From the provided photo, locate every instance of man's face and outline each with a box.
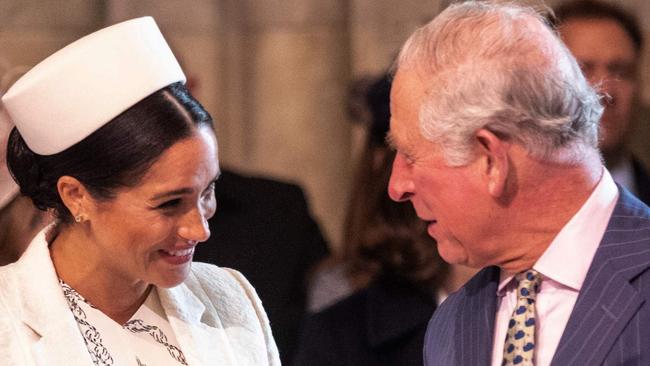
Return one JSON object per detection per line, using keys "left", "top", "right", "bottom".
{"left": 560, "top": 17, "right": 638, "bottom": 154}
{"left": 387, "top": 69, "right": 498, "bottom": 268}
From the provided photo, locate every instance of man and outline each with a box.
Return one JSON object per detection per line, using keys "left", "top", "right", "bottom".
{"left": 387, "top": 2, "right": 650, "bottom": 365}
{"left": 554, "top": 0, "right": 650, "bottom": 204}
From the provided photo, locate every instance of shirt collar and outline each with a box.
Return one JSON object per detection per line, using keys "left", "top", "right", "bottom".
{"left": 497, "top": 168, "right": 618, "bottom": 295}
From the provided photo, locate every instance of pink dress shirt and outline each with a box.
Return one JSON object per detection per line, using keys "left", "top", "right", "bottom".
{"left": 490, "top": 169, "right": 619, "bottom": 366}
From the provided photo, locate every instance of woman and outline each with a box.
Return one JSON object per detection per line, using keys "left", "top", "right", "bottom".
{"left": 0, "top": 17, "right": 279, "bottom": 365}
{"left": 295, "top": 75, "right": 475, "bottom": 366}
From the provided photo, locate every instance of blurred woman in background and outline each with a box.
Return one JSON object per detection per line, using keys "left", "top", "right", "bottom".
{"left": 295, "top": 75, "right": 475, "bottom": 366}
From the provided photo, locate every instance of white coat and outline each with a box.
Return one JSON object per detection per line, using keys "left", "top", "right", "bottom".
{"left": 0, "top": 228, "right": 281, "bottom": 366}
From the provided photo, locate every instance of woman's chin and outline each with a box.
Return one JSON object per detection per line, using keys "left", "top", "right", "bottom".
{"left": 154, "top": 264, "right": 192, "bottom": 288}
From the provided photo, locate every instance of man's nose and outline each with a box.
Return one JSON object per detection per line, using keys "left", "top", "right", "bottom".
{"left": 388, "top": 153, "right": 414, "bottom": 202}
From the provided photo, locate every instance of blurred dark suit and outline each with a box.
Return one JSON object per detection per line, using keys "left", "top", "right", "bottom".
{"left": 632, "top": 157, "right": 650, "bottom": 204}
{"left": 194, "top": 169, "right": 329, "bottom": 365}
{"left": 293, "top": 278, "right": 435, "bottom": 366}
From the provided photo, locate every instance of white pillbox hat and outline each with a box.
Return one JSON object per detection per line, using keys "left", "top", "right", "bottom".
{"left": 1, "top": 16, "right": 185, "bottom": 155}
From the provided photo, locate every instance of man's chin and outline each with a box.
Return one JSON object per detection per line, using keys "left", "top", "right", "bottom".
{"left": 436, "top": 241, "right": 469, "bottom": 266}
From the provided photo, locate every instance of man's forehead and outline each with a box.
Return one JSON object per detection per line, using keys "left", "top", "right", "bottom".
{"left": 387, "top": 68, "right": 434, "bottom": 147}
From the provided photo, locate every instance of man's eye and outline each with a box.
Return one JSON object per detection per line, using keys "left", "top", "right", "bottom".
{"left": 157, "top": 199, "right": 182, "bottom": 209}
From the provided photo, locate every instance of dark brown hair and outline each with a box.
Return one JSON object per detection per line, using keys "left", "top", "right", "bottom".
{"left": 338, "top": 74, "right": 447, "bottom": 291}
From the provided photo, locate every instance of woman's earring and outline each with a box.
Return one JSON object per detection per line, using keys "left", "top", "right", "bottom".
{"left": 74, "top": 214, "right": 84, "bottom": 223}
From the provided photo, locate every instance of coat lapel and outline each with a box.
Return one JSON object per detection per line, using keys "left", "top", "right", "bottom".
{"left": 456, "top": 266, "right": 500, "bottom": 365}
{"left": 158, "top": 282, "right": 240, "bottom": 366}
{"left": 551, "top": 190, "right": 650, "bottom": 365}
{"left": 8, "top": 229, "right": 93, "bottom": 365}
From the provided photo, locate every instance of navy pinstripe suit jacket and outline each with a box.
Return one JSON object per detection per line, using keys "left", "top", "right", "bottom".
{"left": 424, "top": 187, "right": 650, "bottom": 365}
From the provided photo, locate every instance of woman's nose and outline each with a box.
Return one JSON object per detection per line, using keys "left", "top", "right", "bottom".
{"left": 178, "top": 207, "right": 211, "bottom": 243}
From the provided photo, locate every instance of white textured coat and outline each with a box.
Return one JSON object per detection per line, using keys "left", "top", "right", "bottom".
{"left": 0, "top": 229, "right": 280, "bottom": 366}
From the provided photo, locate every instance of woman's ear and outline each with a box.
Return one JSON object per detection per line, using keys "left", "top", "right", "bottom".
{"left": 57, "top": 176, "right": 92, "bottom": 221}
{"left": 474, "top": 128, "right": 510, "bottom": 198}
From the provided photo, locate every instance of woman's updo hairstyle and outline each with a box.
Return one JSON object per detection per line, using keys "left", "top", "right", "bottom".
{"left": 7, "top": 82, "right": 213, "bottom": 223}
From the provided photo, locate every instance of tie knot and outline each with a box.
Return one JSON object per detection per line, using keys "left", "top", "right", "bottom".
{"left": 515, "top": 269, "right": 541, "bottom": 300}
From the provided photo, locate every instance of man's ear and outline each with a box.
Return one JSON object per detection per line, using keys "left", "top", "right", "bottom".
{"left": 475, "top": 128, "right": 510, "bottom": 198}
{"left": 57, "top": 176, "right": 93, "bottom": 220}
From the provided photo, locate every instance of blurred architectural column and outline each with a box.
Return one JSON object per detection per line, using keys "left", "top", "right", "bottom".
{"left": 0, "top": 1, "right": 102, "bottom": 77}
{"left": 227, "top": 0, "right": 352, "bottom": 245}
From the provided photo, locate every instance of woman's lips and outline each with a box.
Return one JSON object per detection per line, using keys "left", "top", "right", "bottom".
{"left": 159, "top": 247, "right": 195, "bottom": 265}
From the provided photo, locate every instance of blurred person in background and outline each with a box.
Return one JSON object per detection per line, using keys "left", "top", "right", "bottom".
{"left": 553, "top": 0, "right": 650, "bottom": 204}
{"left": 294, "top": 75, "right": 475, "bottom": 366}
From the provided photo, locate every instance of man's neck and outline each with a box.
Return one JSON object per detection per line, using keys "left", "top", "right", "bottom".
{"left": 494, "top": 151, "right": 604, "bottom": 274}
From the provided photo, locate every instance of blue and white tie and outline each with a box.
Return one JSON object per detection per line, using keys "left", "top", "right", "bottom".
{"left": 502, "top": 269, "right": 542, "bottom": 366}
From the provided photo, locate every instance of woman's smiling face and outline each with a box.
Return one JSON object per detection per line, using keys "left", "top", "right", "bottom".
{"left": 84, "top": 126, "right": 219, "bottom": 288}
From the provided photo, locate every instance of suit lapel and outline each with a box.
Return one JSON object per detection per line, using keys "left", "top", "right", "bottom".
{"left": 456, "top": 266, "right": 500, "bottom": 365}
{"left": 9, "top": 229, "right": 93, "bottom": 365}
{"left": 551, "top": 190, "right": 650, "bottom": 365}
{"left": 158, "top": 283, "right": 240, "bottom": 366}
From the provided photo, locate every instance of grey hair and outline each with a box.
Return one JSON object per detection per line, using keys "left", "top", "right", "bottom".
{"left": 396, "top": 1, "right": 603, "bottom": 166}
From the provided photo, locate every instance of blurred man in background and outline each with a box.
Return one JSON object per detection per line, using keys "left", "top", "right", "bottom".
{"left": 554, "top": 0, "right": 650, "bottom": 204}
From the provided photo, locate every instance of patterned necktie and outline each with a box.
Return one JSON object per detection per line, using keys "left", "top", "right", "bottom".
{"left": 502, "top": 269, "right": 542, "bottom": 366}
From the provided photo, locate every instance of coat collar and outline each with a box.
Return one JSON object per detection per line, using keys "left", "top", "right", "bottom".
{"left": 364, "top": 279, "right": 436, "bottom": 348}
{"left": 157, "top": 271, "right": 241, "bottom": 365}
{"left": 551, "top": 188, "right": 650, "bottom": 365}
{"left": 7, "top": 227, "right": 94, "bottom": 365}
